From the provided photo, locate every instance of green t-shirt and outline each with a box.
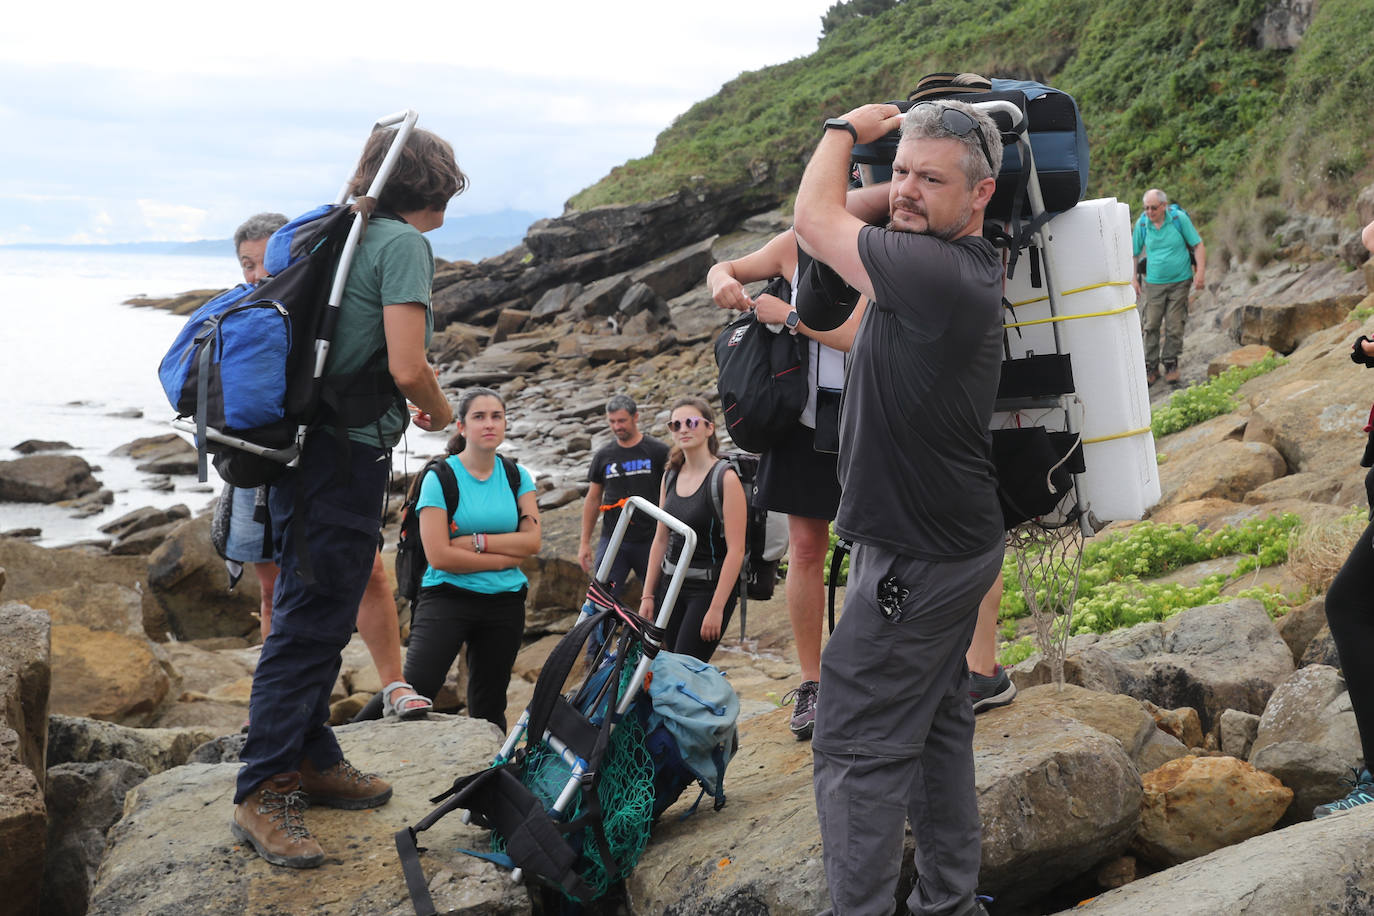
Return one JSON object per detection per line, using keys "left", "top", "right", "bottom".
{"left": 327, "top": 216, "right": 434, "bottom": 448}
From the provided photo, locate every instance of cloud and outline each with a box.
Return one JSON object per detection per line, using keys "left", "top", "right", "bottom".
{"left": 0, "top": 0, "right": 833, "bottom": 243}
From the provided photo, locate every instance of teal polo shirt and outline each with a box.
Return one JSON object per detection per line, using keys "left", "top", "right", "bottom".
{"left": 1133, "top": 207, "right": 1202, "bottom": 285}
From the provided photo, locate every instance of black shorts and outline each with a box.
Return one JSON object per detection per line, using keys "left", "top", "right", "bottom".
{"left": 755, "top": 421, "right": 841, "bottom": 520}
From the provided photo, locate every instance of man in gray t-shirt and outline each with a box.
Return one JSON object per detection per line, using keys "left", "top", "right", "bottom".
{"left": 794, "top": 99, "right": 1006, "bottom": 916}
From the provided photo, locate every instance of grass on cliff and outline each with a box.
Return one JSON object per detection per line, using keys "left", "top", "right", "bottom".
{"left": 570, "top": 0, "right": 1374, "bottom": 265}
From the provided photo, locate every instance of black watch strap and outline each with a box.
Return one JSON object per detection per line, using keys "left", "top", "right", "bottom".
{"left": 823, "top": 118, "right": 858, "bottom": 143}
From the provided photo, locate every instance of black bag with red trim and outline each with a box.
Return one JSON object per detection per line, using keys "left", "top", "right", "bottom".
{"left": 714, "top": 276, "right": 809, "bottom": 453}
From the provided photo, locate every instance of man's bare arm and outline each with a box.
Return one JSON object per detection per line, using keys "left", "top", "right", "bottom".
{"left": 794, "top": 104, "right": 903, "bottom": 303}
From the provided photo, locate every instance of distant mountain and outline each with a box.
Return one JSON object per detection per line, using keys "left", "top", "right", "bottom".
{"left": 0, "top": 208, "right": 549, "bottom": 263}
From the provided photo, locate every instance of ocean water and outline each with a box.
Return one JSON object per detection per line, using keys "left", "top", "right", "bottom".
{"left": 0, "top": 249, "right": 452, "bottom": 546}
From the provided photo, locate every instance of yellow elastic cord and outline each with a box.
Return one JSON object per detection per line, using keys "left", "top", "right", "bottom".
{"left": 1005, "top": 302, "right": 1139, "bottom": 329}
{"left": 1005, "top": 280, "right": 1136, "bottom": 325}
{"left": 1082, "top": 426, "right": 1152, "bottom": 445}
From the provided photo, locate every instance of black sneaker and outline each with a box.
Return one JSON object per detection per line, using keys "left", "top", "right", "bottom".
{"left": 1314, "top": 768, "right": 1374, "bottom": 818}
{"left": 969, "top": 665, "right": 1017, "bottom": 714}
{"left": 783, "top": 680, "right": 820, "bottom": 741}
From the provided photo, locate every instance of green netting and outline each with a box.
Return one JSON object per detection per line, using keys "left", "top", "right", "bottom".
{"left": 490, "top": 644, "right": 657, "bottom": 899}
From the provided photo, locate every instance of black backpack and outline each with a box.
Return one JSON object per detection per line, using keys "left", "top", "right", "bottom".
{"left": 394, "top": 453, "right": 522, "bottom": 602}
{"left": 714, "top": 276, "right": 809, "bottom": 454}
{"left": 663, "top": 453, "right": 775, "bottom": 637}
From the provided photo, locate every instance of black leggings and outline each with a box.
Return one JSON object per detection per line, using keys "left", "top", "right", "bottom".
{"left": 1325, "top": 519, "right": 1374, "bottom": 766}
{"left": 355, "top": 584, "right": 525, "bottom": 731}
{"left": 655, "top": 576, "right": 737, "bottom": 663}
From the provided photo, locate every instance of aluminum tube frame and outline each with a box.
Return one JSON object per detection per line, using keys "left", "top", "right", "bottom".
{"left": 971, "top": 99, "right": 1094, "bottom": 534}
{"left": 494, "top": 496, "right": 696, "bottom": 881}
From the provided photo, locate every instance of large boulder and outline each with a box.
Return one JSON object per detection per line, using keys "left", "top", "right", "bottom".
{"left": 973, "top": 705, "right": 1142, "bottom": 908}
{"left": 47, "top": 715, "right": 220, "bottom": 774}
{"left": 1248, "top": 664, "right": 1361, "bottom": 823}
{"left": 0, "top": 454, "right": 100, "bottom": 503}
{"left": 0, "top": 732, "right": 44, "bottom": 916}
{"left": 87, "top": 717, "right": 529, "bottom": 915}
{"left": 146, "top": 514, "right": 260, "bottom": 640}
{"left": 1157, "top": 439, "right": 1288, "bottom": 505}
{"left": 111, "top": 433, "right": 198, "bottom": 476}
{"left": 41, "top": 760, "right": 149, "bottom": 916}
{"left": 49, "top": 624, "right": 171, "bottom": 725}
{"left": 0, "top": 602, "right": 50, "bottom": 916}
{"left": 1006, "top": 684, "right": 1159, "bottom": 772}
{"left": 1236, "top": 295, "right": 1359, "bottom": 354}
{"left": 26, "top": 579, "right": 175, "bottom": 725}
{"left": 0, "top": 602, "right": 51, "bottom": 783}
{"left": 1062, "top": 805, "right": 1374, "bottom": 914}
{"left": 0, "top": 536, "right": 163, "bottom": 637}
{"left": 1131, "top": 755, "right": 1291, "bottom": 866}
{"left": 1013, "top": 599, "right": 1294, "bottom": 733}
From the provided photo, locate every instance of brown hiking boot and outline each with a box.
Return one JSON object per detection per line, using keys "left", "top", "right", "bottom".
{"left": 232, "top": 773, "right": 324, "bottom": 869}
{"left": 299, "top": 756, "right": 392, "bottom": 810}
{"left": 1164, "top": 361, "right": 1181, "bottom": 384}
{"left": 1146, "top": 365, "right": 1159, "bottom": 385}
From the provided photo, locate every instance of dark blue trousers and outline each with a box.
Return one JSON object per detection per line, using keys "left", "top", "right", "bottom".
{"left": 234, "top": 433, "right": 388, "bottom": 803}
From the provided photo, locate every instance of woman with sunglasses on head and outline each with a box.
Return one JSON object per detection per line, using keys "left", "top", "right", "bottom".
{"left": 356, "top": 387, "right": 539, "bottom": 731}
{"left": 638, "top": 397, "right": 747, "bottom": 662}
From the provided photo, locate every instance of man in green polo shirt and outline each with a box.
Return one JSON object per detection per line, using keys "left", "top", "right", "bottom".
{"left": 1132, "top": 188, "right": 1206, "bottom": 385}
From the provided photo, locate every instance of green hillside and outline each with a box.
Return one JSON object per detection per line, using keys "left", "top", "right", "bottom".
{"left": 571, "top": 0, "right": 1374, "bottom": 266}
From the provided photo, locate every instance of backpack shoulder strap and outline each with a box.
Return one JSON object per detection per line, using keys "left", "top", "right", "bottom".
{"left": 498, "top": 454, "right": 523, "bottom": 523}
{"left": 498, "top": 454, "right": 522, "bottom": 497}
{"left": 707, "top": 460, "right": 729, "bottom": 524}
{"left": 433, "top": 458, "right": 461, "bottom": 528}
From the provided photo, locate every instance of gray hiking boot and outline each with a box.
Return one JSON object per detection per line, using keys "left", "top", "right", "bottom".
{"left": 969, "top": 665, "right": 1017, "bottom": 714}
{"left": 784, "top": 680, "right": 820, "bottom": 741}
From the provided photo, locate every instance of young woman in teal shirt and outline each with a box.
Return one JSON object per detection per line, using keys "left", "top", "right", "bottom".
{"left": 358, "top": 387, "right": 539, "bottom": 729}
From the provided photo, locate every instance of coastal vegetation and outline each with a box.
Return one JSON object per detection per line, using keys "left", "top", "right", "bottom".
{"left": 570, "top": 0, "right": 1374, "bottom": 267}
{"left": 998, "top": 512, "right": 1304, "bottom": 665}
{"left": 1150, "top": 351, "right": 1287, "bottom": 437}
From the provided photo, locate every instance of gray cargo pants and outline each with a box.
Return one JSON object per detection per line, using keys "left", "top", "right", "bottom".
{"left": 813, "top": 540, "right": 1003, "bottom": 916}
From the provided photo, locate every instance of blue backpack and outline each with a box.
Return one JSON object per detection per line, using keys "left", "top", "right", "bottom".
{"left": 642, "top": 650, "right": 740, "bottom": 817}
{"left": 157, "top": 205, "right": 401, "bottom": 487}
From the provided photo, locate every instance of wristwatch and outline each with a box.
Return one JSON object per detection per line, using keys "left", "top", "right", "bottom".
{"left": 823, "top": 118, "right": 858, "bottom": 143}
{"left": 784, "top": 309, "right": 801, "bottom": 335}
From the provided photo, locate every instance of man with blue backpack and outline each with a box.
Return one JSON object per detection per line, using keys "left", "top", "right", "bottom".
{"left": 1133, "top": 188, "right": 1207, "bottom": 385}
{"left": 231, "top": 126, "right": 465, "bottom": 870}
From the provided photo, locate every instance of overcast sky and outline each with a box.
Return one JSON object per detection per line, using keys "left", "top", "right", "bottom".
{"left": 1, "top": 0, "right": 835, "bottom": 245}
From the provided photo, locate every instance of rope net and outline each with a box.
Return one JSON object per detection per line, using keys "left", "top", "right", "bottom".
{"left": 490, "top": 641, "right": 656, "bottom": 900}
{"left": 1007, "top": 504, "right": 1085, "bottom": 687}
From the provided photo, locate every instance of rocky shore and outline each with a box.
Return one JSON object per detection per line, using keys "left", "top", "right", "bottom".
{"left": 7, "top": 186, "right": 1374, "bottom": 914}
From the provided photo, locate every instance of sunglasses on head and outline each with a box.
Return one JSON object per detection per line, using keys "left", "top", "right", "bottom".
{"left": 668, "top": 417, "right": 710, "bottom": 432}
{"left": 913, "top": 102, "right": 996, "bottom": 174}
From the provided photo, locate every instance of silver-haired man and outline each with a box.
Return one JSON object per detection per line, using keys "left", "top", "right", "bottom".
{"left": 794, "top": 99, "right": 1007, "bottom": 916}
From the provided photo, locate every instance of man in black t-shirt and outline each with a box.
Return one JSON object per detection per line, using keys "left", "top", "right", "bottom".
{"left": 577, "top": 394, "right": 670, "bottom": 599}
{"left": 794, "top": 100, "right": 1006, "bottom": 916}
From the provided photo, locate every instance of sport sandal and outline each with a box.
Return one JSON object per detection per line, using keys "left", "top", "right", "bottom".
{"left": 381, "top": 681, "right": 432, "bottom": 720}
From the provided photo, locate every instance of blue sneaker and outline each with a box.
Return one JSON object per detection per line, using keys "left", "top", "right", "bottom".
{"left": 1313, "top": 768, "right": 1374, "bottom": 818}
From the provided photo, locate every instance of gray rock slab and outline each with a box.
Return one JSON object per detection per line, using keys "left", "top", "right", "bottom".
{"left": 1061, "top": 805, "right": 1374, "bottom": 914}
{"left": 88, "top": 716, "right": 529, "bottom": 916}
{"left": 1014, "top": 599, "right": 1294, "bottom": 733}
